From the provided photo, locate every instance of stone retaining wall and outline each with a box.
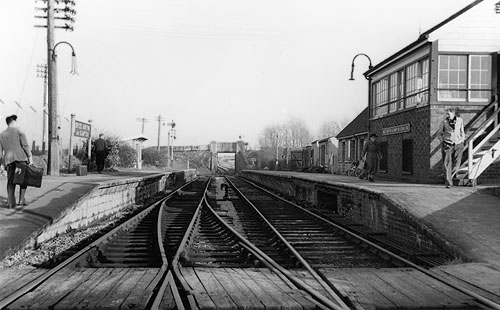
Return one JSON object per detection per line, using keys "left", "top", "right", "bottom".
{"left": 32, "top": 170, "right": 196, "bottom": 247}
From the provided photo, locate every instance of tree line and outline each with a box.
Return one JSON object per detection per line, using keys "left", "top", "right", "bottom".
{"left": 258, "top": 117, "right": 345, "bottom": 149}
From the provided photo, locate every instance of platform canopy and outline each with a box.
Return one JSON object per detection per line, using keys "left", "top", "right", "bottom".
{"left": 122, "top": 134, "right": 149, "bottom": 143}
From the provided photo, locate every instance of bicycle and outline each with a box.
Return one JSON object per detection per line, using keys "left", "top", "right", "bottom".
{"left": 345, "top": 160, "right": 363, "bottom": 177}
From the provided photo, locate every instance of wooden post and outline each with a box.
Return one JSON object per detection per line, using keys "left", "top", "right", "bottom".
{"left": 47, "top": 0, "right": 60, "bottom": 176}
{"left": 69, "top": 114, "right": 75, "bottom": 172}
{"left": 157, "top": 115, "right": 161, "bottom": 152}
{"left": 42, "top": 67, "right": 48, "bottom": 154}
{"left": 167, "top": 131, "right": 170, "bottom": 168}
{"left": 468, "top": 139, "right": 474, "bottom": 178}
{"left": 87, "top": 120, "right": 92, "bottom": 171}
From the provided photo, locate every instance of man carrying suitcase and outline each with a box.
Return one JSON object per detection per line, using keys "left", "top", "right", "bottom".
{"left": 0, "top": 115, "right": 33, "bottom": 208}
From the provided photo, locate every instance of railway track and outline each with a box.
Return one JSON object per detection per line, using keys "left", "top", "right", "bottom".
{"left": 224, "top": 176, "right": 394, "bottom": 269}
{"left": 2, "top": 174, "right": 500, "bottom": 310}
{"left": 224, "top": 175, "right": 500, "bottom": 310}
{"left": 0, "top": 177, "right": 351, "bottom": 310}
{"left": 0, "top": 178, "right": 209, "bottom": 310}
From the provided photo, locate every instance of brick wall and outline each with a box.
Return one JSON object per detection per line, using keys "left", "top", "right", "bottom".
{"left": 478, "top": 161, "right": 500, "bottom": 184}
{"left": 337, "top": 189, "right": 438, "bottom": 252}
{"left": 370, "top": 106, "right": 431, "bottom": 183}
{"left": 368, "top": 102, "right": 496, "bottom": 184}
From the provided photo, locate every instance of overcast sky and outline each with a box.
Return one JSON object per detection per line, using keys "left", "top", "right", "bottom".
{"left": 0, "top": 0, "right": 473, "bottom": 148}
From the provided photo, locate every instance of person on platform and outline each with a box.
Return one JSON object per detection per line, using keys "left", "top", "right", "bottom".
{"left": 0, "top": 115, "right": 33, "bottom": 208}
{"left": 439, "top": 107, "right": 465, "bottom": 188}
{"left": 94, "top": 133, "right": 108, "bottom": 174}
{"left": 361, "top": 133, "right": 382, "bottom": 182}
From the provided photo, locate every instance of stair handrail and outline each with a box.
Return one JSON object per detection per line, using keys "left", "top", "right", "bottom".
{"left": 463, "top": 95, "right": 499, "bottom": 135}
{"left": 457, "top": 95, "right": 499, "bottom": 175}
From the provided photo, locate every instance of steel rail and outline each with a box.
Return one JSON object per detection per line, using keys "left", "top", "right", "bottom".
{"left": 202, "top": 195, "right": 348, "bottom": 310}
{"left": 169, "top": 177, "right": 346, "bottom": 310}
{"left": 0, "top": 179, "right": 198, "bottom": 310}
{"left": 225, "top": 176, "right": 351, "bottom": 310}
{"left": 168, "top": 178, "right": 211, "bottom": 310}
{"left": 149, "top": 196, "right": 187, "bottom": 310}
{"left": 239, "top": 176, "right": 500, "bottom": 310}
{"left": 170, "top": 177, "right": 211, "bottom": 268}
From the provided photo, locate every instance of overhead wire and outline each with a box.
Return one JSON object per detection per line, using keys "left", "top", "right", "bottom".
{"left": 18, "top": 29, "right": 42, "bottom": 108}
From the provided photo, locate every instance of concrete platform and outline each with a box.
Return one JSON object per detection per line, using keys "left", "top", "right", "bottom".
{"left": 0, "top": 169, "right": 193, "bottom": 260}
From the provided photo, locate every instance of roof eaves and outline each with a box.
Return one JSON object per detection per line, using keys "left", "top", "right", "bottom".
{"left": 364, "top": 0, "right": 484, "bottom": 78}
{"left": 337, "top": 131, "right": 369, "bottom": 140}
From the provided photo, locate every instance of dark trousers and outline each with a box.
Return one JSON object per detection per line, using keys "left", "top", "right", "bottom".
{"left": 442, "top": 142, "right": 464, "bottom": 186}
{"left": 95, "top": 151, "right": 106, "bottom": 172}
{"left": 6, "top": 162, "right": 27, "bottom": 207}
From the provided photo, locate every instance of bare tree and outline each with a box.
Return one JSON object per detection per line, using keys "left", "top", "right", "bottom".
{"left": 258, "top": 118, "right": 312, "bottom": 149}
{"left": 318, "top": 120, "right": 347, "bottom": 138}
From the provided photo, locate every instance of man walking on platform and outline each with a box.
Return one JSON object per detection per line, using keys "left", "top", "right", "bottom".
{"left": 361, "top": 133, "right": 382, "bottom": 182}
{"left": 94, "top": 133, "right": 107, "bottom": 174}
{"left": 0, "top": 115, "right": 33, "bottom": 208}
{"left": 439, "top": 108, "right": 465, "bottom": 188}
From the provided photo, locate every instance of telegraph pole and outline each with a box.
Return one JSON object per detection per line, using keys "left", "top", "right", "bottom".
{"left": 136, "top": 117, "right": 149, "bottom": 134}
{"left": 156, "top": 115, "right": 165, "bottom": 152}
{"left": 47, "top": 0, "right": 59, "bottom": 175}
{"left": 35, "top": 0, "right": 76, "bottom": 175}
{"left": 36, "top": 64, "right": 48, "bottom": 154}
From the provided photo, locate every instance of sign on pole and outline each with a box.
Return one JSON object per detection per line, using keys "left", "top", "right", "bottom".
{"left": 74, "top": 120, "right": 91, "bottom": 138}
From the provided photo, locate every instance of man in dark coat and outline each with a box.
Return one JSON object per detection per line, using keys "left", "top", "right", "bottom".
{"left": 361, "top": 133, "right": 382, "bottom": 182}
{"left": 94, "top": 134, "right": 107, "bottom": 173}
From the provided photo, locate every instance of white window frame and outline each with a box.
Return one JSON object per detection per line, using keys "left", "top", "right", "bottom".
{"left": 371, "top": 58, "right": 429, "bottom": 118}
{"left": 438, "top": 54, "right": 492, "bottom": 102}
{"left": 468, "top": 55, "right": 492, "bottom": 102}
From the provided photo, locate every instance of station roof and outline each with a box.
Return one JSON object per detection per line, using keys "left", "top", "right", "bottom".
{"left": 364, "top": 0, "right": 484, "bottom": 77}
{"left": 122, "top": 134, "right": 149, "bottom": 142}
{"left": 336, "top": 107, "right": 369, "bottom": 140}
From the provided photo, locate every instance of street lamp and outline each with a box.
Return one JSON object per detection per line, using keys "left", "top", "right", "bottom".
{"left": 349, "top": 53, "right": 372, "bottom": 80}
{"left": 47, "top": 40, "right": 78, "bottom": 176}
{"left": 51, "top": 41, "right": 78, "bottom": 75}
{"left": 349, "top": 53, "right": 374, "bottom": 138}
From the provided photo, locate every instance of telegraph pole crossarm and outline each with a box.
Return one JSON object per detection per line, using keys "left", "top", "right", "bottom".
{"left": 136, "top": 117, "right": 149, "bottom": 134}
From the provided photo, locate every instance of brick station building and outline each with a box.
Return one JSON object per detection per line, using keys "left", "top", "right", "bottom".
{"left": 336, "top": 107, "right": 369, "bottom": 174}
{"left": 361, "top": 0, "right": 500, "bottom": 184}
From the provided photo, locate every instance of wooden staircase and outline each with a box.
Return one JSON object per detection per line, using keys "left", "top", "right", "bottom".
{"left": 455, "top": 95, "right": 500, "bottom": 186}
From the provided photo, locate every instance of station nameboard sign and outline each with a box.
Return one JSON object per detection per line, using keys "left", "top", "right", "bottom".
{"left": 74, "top": 120, "right": 91, "bottom": 138}
{"left": 382, "top": 123, "right": 410, "bottom": 136}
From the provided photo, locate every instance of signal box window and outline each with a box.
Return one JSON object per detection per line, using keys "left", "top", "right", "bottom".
{"left": 438, "top": 55, "right": 491, "bottom": 102}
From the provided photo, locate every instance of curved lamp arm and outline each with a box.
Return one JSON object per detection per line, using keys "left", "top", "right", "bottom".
{"left": 349, "top": 53, "right": 373, "bottom": 81}
{"left": 51, "top": 41, "right": 78, "bottom": 75}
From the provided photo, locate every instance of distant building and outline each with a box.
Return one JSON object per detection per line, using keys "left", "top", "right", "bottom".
{"left": 314, "top": 137, "right": 339, "bottom": 173}
{"left": 362, "top": 0, "right": 500, "bottom": 184}
{"left": 336, "top": 108, "right": 369, "bottom": 174}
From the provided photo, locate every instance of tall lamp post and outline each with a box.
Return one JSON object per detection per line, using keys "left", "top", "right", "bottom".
{"left": 48, "top": 41, "right": 77, "bottom": 176}
{"left": 349, "top": 53, "right": 373, "bottom": 134}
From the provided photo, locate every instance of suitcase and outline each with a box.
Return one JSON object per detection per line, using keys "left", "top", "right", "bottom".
{"left": 13, "top": 162, "right": 44, "bottom": 188}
